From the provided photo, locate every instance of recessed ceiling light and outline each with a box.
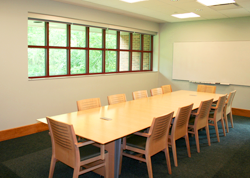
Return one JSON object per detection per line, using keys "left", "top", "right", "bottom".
{"left": 120, "top": 0, "right": 148, "bottom": 3}
{"left": 171, "top": 12, "right": 200, "bottom": 19}
{"left": 197, "top": 0, "right": 235, "bottom": 6}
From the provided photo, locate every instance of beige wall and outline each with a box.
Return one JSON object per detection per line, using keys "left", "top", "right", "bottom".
{"left": 159, "top": 16, "right": 250, "bottom": 110}
{"left": 0, "top": 0, "right": 159, "bottom": 131}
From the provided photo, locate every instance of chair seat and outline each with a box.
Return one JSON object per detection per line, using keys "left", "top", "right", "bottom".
{"left": 80, "top": 144, "right": 107, "bottom": 161}
{"left": 126, "top": 135, "right": 147, "bottom": 150}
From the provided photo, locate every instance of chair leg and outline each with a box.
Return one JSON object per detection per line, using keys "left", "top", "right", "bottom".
{"left": 171, "top": 140, "right": 178, "bottom": 167}
{"left": 224, "top": 113, "right": 229, "bottom": 133}
{"left": 164, "top": 147, "right": 172, "bottom": 175}
{"left": 185, "top": 134, "right": 191, "bottom": 157}
{"left": 229, "top": 112, "right": 234, "bottom": 128}
{"left": 145, "top": 154, "right": 153, "bottom": 178}
{"left": 195, "top": 130, "right": 200, "bottom": 153}
{"left": 205, "top": 125, "right": 211, "bottom": 146}
{"left": 221, "top": 118, "right": 226, "bottom": 136}
{"left": 214, "top": 122, "right": 220, "bottom": 142}
{"left": 73, "top": 167, "right": 80, "bottom": 178}
{"left": 48, "top": 157, "right": 56, "bottom": 178}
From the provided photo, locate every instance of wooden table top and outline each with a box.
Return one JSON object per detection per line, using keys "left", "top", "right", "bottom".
{"left": 37, "top": 90, "right": 224, "bottom": 144}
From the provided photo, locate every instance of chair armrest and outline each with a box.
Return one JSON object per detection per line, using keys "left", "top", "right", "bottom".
{"left": 191, "top": 112, "right": 198, "bottom": 116}
{"left": 133, "top": 132, "right": 150, "bottom": 137}
{"left": 211, "top": 106, "right": 218, "bottom": 110}
{"left": 77, "top": 140, "right": 95, "bottom": 147}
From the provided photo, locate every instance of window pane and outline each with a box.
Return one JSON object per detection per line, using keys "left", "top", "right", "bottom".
{"left": 106, "top": 30, "right": 117, "bottom": 49}
{"left": 71, "top": 50, "right": 86, "bottom": 74}
{"left": 49, "top": 22, "right": 67, "bottom": 47}
{"left": 89, "top": 50, "right": 102, "bottom": 73}
{"left": 71, "top": 25, "right": 86, "bottom": 47}
{"left": 89, "top": 27, "right": 102, "bottom": 48}
{"left": 132, "top": 33, "right": 141, "bottom": 50}
{"left": 119, "top": 51, "right": 129, "bottom": 71}
{"left": 28, "top": 20, "right": 45, "bottom": 46}
{"left": 132, "top": 52, "right": 141, "bottom": 71}
{"left": 106, "top": 51, "right": 117, "bottom": 72}
{"left": 49, "top": 49, "right": 67, "bottom": 75}
{"left": 120, "top": 32, "right": 130, "bottom": 50}
{"left": 28, "top": 48, "right": 45, "bottom": 77}
{"left": 143, "top": 35, "right": 151, "bottom": 51}
{"left": 143, "top": 52, "right": 151, "bottom": 70}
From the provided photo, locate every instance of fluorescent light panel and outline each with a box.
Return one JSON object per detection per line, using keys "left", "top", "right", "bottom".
{"left": 171, "top": 12, "right": 200, "bottom": 19}
{"left": 120, "top": 0, "right": 147, "bottom": 3}
{"left": 197, "top": 0, "right": 235, "bottom": 6}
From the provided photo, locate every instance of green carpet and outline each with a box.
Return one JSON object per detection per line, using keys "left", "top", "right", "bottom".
{"left": 0, "top": 115, "right": 250, "bottom": 178}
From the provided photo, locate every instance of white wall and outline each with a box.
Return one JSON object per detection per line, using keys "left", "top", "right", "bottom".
{"left": 159, "top": 17, "right": 250, "bottom": 110}
{"left": 0, "top": 0, "right": 159, "bottom": 131}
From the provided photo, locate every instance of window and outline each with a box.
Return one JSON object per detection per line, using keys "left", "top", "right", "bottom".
{"left": 28, "top": 19, "right": 153, "bottom": 78}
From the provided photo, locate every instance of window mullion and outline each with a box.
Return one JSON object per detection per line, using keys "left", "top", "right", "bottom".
{"left": 103, "top": 29, "right": 106, "bottom": 73}
{"left": 150, "top": 35, "right": 153, "bottom": 71}
{"left": 129, "top": 33, "right": 132, "bottom": 71}
{"left": 141, "top": 34, "right": 144, "bottom": 71}
{"left": 46, "top": 22, "right": 49, "bottom": 77}
{"left": 117, "top": 31, "right": 120, "bottom": 72}
{"left": 67, "top": 24, "right": 71, "bottom": 76}
{"left": 86, "top": 27, "right": 89, "bottom": 74}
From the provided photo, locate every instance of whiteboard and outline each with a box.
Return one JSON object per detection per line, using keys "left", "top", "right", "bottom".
{"left": 172, "top": 41, "right": 250, "bottom": 86}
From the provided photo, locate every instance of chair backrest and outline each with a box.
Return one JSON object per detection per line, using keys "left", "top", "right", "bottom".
{"left": 147, "top": 111, "right": 174, "bottom": 156}
{"left": 47, "top": 117, "right": 78, "bottom": 168}
{"left": 214, "top": 95, "right": 227, "bottom": 121}
{"left": 150, "top": 88, "right": 163, "bottom": 96}
{"left": 108, "top": 94, "right": 126, "bottom": 105}
{"left": 197, "top": 85, "right": 216, "bottom": 93}
{"left": 225, "top": 90, "right": 236, "bottom": 114}
{"left": 171, "top": 103, "right": 193, "bottom": 140}
{"left": 132, "top": 90, "right": 148, "bottom": 100}
{"left": 77, "top": 98, "right": 101, "bottom": 111}
{"left": 161, "top": 85, "right": 172, "bottom": 94}
{"left": 194, "top": 99, "right": 213, "bottom": 130}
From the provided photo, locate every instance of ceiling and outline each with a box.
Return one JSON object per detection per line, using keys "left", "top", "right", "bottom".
{"left": 53, "top": 0, "right": 250, "bottom": 23}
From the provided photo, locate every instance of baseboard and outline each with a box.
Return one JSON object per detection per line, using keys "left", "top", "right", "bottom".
{"left": 0, "top": 122, "right": 48, "bottom": 142}
{"left": 232, "top": 108, "right": 250, "bottom": 117}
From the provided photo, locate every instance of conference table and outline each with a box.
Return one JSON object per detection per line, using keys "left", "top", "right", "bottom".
{"left": 37, "top": 90, "right": 224, "bottom": 178}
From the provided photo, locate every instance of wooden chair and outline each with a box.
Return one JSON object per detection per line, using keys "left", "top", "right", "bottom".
{"left": 76, "top": 98, "right": 102, "bottom": 141}
{"left": 161, "top": 85, "right": 172, "bottom": 94}
{"left": 208, "top": 94, "right": 227, "bottom": 142}
{"left": 188, "top": 99, "right": 213, "bottom": 153}
{"left": 168, "top": 103, "right": 193, "bottom": 167}
{"left": 77, "top": 98, "right": 101, "bottom": 111}
{"left": 224, "top": 90, "right": 236, "bottom": 133}
{"left": 46, "top": 117, "right": 109, "bottom": 178}
{"left": 121, "top": 112, "right": 174, "bottom": 177}
{"left": 150, "top": 88, "right": 163, "bottom": 96}
{"left": 197, "top": 85, "right": 216, "bottom": 93}
{"left": 132, "top": 90, "right": 148, "bottom": 100}
{"left": 107, "top": 94, "right": 126, "bottom": 105}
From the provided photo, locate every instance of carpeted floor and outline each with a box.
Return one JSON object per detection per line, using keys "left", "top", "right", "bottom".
{"left": 0, "top": 115, "right": 250, "bottom": 178}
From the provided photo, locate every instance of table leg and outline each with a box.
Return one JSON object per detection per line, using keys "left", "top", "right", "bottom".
{"left": 114, "top": 138, "right": 122, "bottom": 178}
